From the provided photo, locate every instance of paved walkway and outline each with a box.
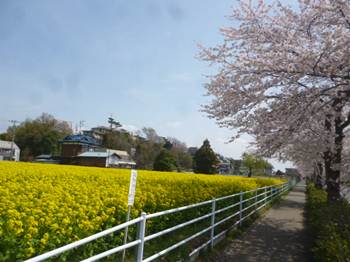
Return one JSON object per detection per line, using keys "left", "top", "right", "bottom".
{"left": 204, "top": 182, "right": 310, "bottom": 262}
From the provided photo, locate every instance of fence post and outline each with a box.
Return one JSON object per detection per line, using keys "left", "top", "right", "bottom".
{"left": 239, "top": 191, "right": 243, "bottom": 226}
{"left": 264, "top": 187, "right": 267, "bottom": 206}
{"left": 137, "top": 212, "right": 147, "bottom": 262}
{"left": 255, "top": 189, "right": 258, "bottom": 210}
{"left": 271, "top": 186, "right": 274, "bottom": 199}
{"left": 210, "top": 198, "right": 216, "bottom": 248}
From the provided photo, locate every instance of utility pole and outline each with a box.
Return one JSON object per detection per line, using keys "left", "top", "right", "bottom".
{"left": 9, "top": 120, "right": 19, "bottom": 161}
{"left": 108, "top": 114, "right": 121, "bottom": 131}
{"left": 68, "top": 121, "right": 73, "bottom": 132}
{"left": 108, "top": 115, "right": 114, "bottom": 130}
{"left": 79, "top": 120, "right": 85, "bottom": 134}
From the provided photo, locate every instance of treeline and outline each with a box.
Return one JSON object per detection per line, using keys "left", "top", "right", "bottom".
{"left": 104, "top": 126, "right": 194, "bottom": 171}
{"left": 0, "top": 113, "right": 220, "bottom": 174}
{"left": 0, "top": 113, "right": 72, "bottom": 160}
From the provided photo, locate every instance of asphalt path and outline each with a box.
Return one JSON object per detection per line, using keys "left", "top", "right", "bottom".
{"left": 203, "top": 182, "right": 310, "bottom": 262}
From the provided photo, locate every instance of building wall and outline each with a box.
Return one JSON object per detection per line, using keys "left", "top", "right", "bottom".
{"left": 0, "top": 148, "right": 20, "bottom": 161}
{"left": 61, "top": 144, "right": 83, "bottom": 158}
{"left": 61, "top": 143, "right": 98, "bottom": 158}
{"left": 13, "top": 149, "right": 20, "bottom": 161}
{"left": 77, "top": 157, "right": 107, "bottom": 167}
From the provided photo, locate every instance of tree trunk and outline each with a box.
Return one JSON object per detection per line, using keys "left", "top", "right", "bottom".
{"left": 313, "top": 162, "right": 323, "bottom": 189}
{"left": 324, "top": 151, "right": 341, "bottom": 202}
{"left": 248, "top": 167, "right": 252, "bottom": 177}
{"left": 324, "top": 99, "right": 343, "bottom": 202}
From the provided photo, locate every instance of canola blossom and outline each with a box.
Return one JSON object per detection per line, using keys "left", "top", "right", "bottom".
{"left": 0, "top": 162, "right": 283, "bottom": 260}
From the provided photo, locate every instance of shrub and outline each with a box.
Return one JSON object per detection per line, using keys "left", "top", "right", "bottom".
{"left": 306, "top": 183, "right": 350, "bottom": 262}
{"left": 153, "top": 150, "right": 177, "bottom": 171}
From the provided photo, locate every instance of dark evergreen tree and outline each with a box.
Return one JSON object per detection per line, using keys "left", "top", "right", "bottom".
{"left": 193, "top": 139, "right": 219, "bottom": 174}
{"left": 163, "top": 139, "right": 173, "bottom": 150}
{"left": 153, "top": 149, "right": 177, "bottom": 171}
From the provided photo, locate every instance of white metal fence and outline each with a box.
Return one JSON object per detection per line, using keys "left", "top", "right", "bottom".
{"left": 25, "top": 181, "right": 292, "bottom": 262}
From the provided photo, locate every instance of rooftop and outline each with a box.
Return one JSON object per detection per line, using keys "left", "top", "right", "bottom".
{"left": 61, "top": 134, "right": 99, "bottom": 145}
{"left": 0, "top": 140, "right": 20, "bottom": 150}
{"left": 77, "top": 152, "right": 113, "bottom": 158}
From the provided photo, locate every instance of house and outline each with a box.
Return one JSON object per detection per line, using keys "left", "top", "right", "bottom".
{"left": 264, "top": 165, "right": 273, "bottom": 176}
{"left": 231, "top": 159, "right": 248, "bottom": 176}
{"left": 60, "top": 134, "right": 136, "bottom": 169}
{"left": 76, "top": 150, "right": 136, "bottom": 168}
{"left": 285, "top": 168, "right": 301, "bottom": 178}
{"left": 216, "top": 154, "right": 232, "bottom": 174}
{"left": 34, "top": 154, "right": 60, "bottom": 164}
{"left": 83, "top": 126, "right": 134, "bottom": 144}
{"left": 275, "top": 170, "right": 285, "bottom": 177}
{"left": 60, "top": 134, "right": 100, "bottom": 163}
{"left": 0, "top": 140, "right": 20, "bottom": 161}
{"left": 82, "top": 126, "right": 110, "bottom": 144}
{"left": 104, "top": 149, "right": 136, "bottom": 168}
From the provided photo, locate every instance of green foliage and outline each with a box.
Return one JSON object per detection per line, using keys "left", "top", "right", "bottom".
{"left": 163, "top": 139, "right": 173, "bottom": 150}
{"left": 3, "top": 113, "right": 72, "bottom": 161}
{"left": 242, "top": 153, "right": 271, "bottom": 177}
{"left": 134, "top": 140, "right": 162, "bottom": 170}
{"left": 193, "top": 139, "right": 219, "bottom": 174}
{"left": 0, "top": 133, "right": 10, "bottom": 141}
{"left": 175, "top": 151, "right": 193, "bottom": 171}
{"left": 167, "top": 137, "right": 193, "bottom": 171}
{"left": 306, "top": 183, "right": 350, "bottom": 262}
{"left": 153, "top": 150, "right": 177, "bottom": 171}
{"left": 102, "top": 131, "right": 133, "bottom": 152}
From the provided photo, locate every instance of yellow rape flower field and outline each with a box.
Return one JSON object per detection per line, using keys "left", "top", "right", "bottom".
{"left": 0, "top": 161, "right": 283, "bottom": 261}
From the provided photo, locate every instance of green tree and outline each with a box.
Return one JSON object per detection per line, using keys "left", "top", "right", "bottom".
{"left": 134, "top": 140, "right": 163, "bottom": 170}
{"left": 102, "top": 131, "right": 133, "bottom": 152}
{"left": 3, "top": 113, "right": 72, "bottom": 161}
{"left": 0, "top": 132, "right": 10, "bottom": 140}
{"left": 141, "top": 127, "right": 163, "bottom": 144}
{"left": 193, "top": 139, "right": 219, "bottom": 174}
{"left": 176, "top": 152, "right": 193, "bottom": 171}
{"left": 153, "top": 149, "right": 177, "bottom": 171}
{"left": 167, "top": 137, "right": 192, "bottom": 171}
{"left": 163, "top": 139, "right": 173, "bottom": 150}
{"left": 242, "top": 153, "right": 270, "bottom": 177}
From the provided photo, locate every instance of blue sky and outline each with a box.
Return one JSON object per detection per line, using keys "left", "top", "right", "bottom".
{"left": 0, "top": 0, "right": 292, "bottom": 170}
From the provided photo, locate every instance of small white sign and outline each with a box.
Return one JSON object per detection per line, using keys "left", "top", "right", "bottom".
{"left": 128, "top": 170, "right": 138, "bottom": 206}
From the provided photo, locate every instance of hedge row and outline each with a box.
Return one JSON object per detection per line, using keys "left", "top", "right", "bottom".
{"left": 306, "top": 183, "right": 350, "bottom": 262}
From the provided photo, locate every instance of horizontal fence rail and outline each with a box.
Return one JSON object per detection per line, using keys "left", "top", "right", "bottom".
{"left": 25, "top": 181, "right": 294, "bottom": 262}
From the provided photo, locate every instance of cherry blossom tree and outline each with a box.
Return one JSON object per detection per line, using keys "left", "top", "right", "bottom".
{"left": 200, "top": 0, "right": 350, "bottom": 201}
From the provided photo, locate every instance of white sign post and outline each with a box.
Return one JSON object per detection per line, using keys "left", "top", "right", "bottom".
{"left": 122, "top": 169, "right": 138, "bottom": 262}
{"left": 128, "top": 170, "right": 138, "bottom": 206}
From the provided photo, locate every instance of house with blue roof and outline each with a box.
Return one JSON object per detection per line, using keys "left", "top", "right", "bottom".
{"left": 59, "top": 134, "right": 136, "bottom": 168}
{"left": 60, "top": 134, "right": 100, "bottom": 161}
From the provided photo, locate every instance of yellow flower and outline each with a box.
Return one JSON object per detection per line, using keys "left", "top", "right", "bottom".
{"left": 0, "top": 161, "right": 284, "bottom": 260}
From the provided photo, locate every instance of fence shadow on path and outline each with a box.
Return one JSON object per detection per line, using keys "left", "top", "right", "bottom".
{"left": 202, "top": 183, "right": 312, "bottom": 262}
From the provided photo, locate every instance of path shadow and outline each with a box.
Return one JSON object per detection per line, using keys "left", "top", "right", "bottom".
{"left": 206, "top": 221, "right": 310, "bottom": 262}
{"left": 203, "top": 184, "right": 312, "bottom": 262}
